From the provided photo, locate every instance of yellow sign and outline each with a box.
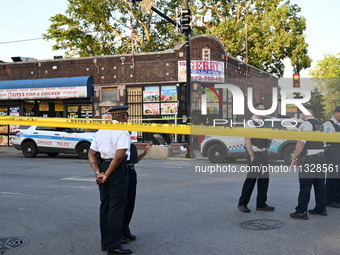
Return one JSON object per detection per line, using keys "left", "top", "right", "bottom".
{"left": 39, "top": 102, "right": 49, "bottom": 111}
{"left": 55, "top": 103, "right": 64, "bottom": 111}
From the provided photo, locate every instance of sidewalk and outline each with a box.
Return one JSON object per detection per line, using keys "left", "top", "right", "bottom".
{"left": 139, "top": 146, "right": 206, "bottom": 161}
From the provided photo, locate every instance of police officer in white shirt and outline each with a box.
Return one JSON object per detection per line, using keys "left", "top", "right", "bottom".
{"left": 323, "top": 106, "right": 340, "bottom": 208}
{"left": 88, "top": 106, "right": 132, "bottom": 255}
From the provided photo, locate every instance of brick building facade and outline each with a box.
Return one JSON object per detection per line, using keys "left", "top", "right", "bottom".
{"left": 0, "top": 34, "right": 278, "bottom": 144}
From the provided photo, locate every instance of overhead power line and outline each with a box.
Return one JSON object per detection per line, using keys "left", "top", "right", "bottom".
{"left": 0, "top": 30, "right": 107, "bottom": 45}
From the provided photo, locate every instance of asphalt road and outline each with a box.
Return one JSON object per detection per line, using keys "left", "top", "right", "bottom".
{"left": 1, "top": 147, "right": 340, "bottom": 255}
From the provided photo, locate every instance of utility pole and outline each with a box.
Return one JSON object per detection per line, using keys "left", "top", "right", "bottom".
{"left": 133, "top": 0, "right": 193, "bottom": 156}
{"left": 180, "top": 1, "right": 192, "bottom": 157}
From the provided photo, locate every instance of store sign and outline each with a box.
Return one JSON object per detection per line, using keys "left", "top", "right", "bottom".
{"left": 0, "top": 86, "right": 87, "bottom": 100}
{"left": 178, "top": 60, "right": 225, "bottom": 83}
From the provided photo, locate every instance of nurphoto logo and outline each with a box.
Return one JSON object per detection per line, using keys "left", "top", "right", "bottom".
{"left": 200, "top": 84, "right": 311, "bottom": 116}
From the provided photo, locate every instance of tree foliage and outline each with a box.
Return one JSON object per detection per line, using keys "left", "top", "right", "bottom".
{"left": 309, "top": 53, "right": 340, "bottom": 117}
{"left": 192, "top": 0, "right": 311, "bottom": 77}
{"left": 308, "top": 87, "right": 326, "bottom": 121}
{"left": 43, "top": 0, "right": 311, "bottom": 77}
{"left": 42, "top": 0, "right": 184, "bottom": 58}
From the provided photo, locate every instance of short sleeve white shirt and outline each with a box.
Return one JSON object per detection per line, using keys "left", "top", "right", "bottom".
{"left": 90, "top": 121, "right": 130, "bottom": 159}
{"left": 324, "top": 117, "right": 340, "bottom": 133}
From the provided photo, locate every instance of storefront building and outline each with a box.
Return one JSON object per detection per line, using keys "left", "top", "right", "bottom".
{"left": 0, "top": 76, "right": 93, "bottom": 145}
{"left": 0, "top": 34, "right": 278, "bottom": 145}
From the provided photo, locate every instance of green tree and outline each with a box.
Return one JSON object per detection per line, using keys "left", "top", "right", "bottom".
{"left": 308, "top": 87, "right": 326, "bottom": 120}
{"left": 43, "top": 0, "right": 311, "bottom": 77}
{"left": 309, "top": 53, "right": 340, "bottom": 117}
{"left": 42, "top": 0, "right": 184, "bottom": 58}
{"left": 192, "top": 0, "right": 311, "bottom": 77}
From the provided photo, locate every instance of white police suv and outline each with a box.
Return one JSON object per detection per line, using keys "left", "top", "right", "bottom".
{"left": 13, "top": 126, "right": 96, "bottom": 159}
{"left": 200, "top": 118, "right": 302, "bottom": 164}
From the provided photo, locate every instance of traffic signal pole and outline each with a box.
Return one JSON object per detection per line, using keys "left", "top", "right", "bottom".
{"left": 182, "top": 1, "right": 192, "bottom": 157}
{"left": 133, "top": 0, "right": 193, "bottom": 157}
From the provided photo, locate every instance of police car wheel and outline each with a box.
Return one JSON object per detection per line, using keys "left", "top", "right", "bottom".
{"left": 22, "top": 141, "right": 38, "bottom": 158}
{"left": 207, "top": 144, "right": 226, "bottom": 163}
{"left": 76, "top": 143, "right": 90, "bottom": 159}
{"left": 282, "top": 144, "right": 295, "bottom": 165}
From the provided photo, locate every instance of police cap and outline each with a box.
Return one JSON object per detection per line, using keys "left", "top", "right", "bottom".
{"left": 304, "top": 104, "right": 316, "bottom": 114}
{"left": 108, "top": 105, "right": 129, "bottom": 115}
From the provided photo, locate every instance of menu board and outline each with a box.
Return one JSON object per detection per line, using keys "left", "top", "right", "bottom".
{"left": 161, "top": 102, "right": 178, "bottom": 115}
{"left": 0, "top": 135, "right": 9, "bottom": 146}
{"left": 0, "top": 108, "right": 9, "bottom": 138}
{"left": 24, "top": 103, "right": 35, "bottom": 116}
{"left": 143, "top": 91, "right": 159, "bottom": 102}
{"left": 9, "top": 108, "right": 19, "bottom": 133}
{"left": 143, "top": 103, "right": 160, "bottom": 115}
{"left": 0, "top": 107, "right": 8, "bottom": 116}
{"left": 67, "top": 106, "right": 79, "bottom": 118}
{"left": 55, "top": 102, "right": 64, "bottom": 112}
{"left": 160, "top": 89, "right": 177, "bottom": 102}
{"left": 80, "top": 105, "right": 93, "bottom": 118}
{"left": 0, "top": 107, "right": 19, "bottom": 145}
{"left": 39, "top": 101, "right": 49, "bottom": 111}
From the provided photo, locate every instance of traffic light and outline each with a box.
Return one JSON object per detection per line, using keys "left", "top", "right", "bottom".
{"left": 293, "top": 73, "right": 300, "bottom": 88}
{"left": 180, "top": 8, "right": 191, "bottom": 34}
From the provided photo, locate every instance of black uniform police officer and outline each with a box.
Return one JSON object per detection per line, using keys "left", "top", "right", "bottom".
{"left": 121, "top": 140, "right": 152, "bottom": 243}
{"left": 237, "top": 103, "right": 275, "bottom": 213}
{"left": 323, "top": 106, "right": 340, "bottom": 208}
{"left": 88, "top": 105, "right": 132, "bottom": 255}
{"left": 290, "top": 104, "right": 327, "bottom": 220}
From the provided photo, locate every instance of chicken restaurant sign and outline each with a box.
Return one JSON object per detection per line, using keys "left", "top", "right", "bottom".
{"left": 0, "top": 86, "right": 87, "bottom": 100}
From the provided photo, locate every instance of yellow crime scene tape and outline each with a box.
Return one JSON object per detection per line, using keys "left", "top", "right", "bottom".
{"left": 1, "top": 116, "right": 339, "bottom": 143}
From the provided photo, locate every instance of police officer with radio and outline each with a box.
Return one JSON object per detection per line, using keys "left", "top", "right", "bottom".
{"left": 238, "top": 103, "right": 275, "bottom": 213}
{"left": 324, "top": 106, "right": 340, "bottom": 208}
{"left": 121, "top": 140, "right": 152, "bottom": 243}
{"left": 88, "top": 106, "right": 133, "bottom": 254}
{"left": 290, "top": 104, "right": 327, "bottom": 220}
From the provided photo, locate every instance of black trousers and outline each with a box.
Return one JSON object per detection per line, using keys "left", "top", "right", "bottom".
{"left": 121, "top": 165, "right": 137, "bottom": 237}
{"left": 98, "top": 160, "right": 128, "bottom": 250}
{"left": 326, "top": 149, "right": 340, "bottom": 204}
{"left": 239, "top": 152, "right": 269, "bottom": 208}
{"left": 295, "top": 154, "right": 327, "bottom": 213}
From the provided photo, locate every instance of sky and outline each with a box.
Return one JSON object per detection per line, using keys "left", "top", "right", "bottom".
{"left": 0, "top": 0, "right": 339, "bottom": 80}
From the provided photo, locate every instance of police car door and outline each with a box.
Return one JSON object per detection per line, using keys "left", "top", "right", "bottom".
{"left": 35, "top": 126, "right": 56, "bottom": 148}
{"left": 54, "top": 127, "right": 74, "bottom": 149}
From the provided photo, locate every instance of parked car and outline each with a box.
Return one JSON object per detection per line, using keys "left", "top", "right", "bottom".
{"left": 13, "top": 126, "right": 96, "bottom": 159}
{"left": 200, "top": 118, "right": 302, "bottom": 164}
